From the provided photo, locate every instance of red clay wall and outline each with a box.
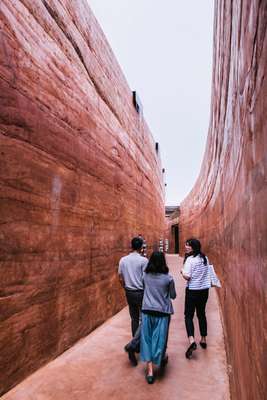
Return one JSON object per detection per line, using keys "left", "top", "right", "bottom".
{"left": 0, "top": 0, "right": 165, "bottom": 394}
{"left": 179, "top": 1, "right": 267, "bottom": 399}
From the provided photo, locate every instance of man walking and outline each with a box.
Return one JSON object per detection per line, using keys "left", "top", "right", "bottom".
{"left": 118, "top": 236, "right": 148, "bottom": 365}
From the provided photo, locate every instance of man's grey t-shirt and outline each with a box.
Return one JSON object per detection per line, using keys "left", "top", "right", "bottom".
{"left": 118, "top": 252, "right": 148, "bottom": 290}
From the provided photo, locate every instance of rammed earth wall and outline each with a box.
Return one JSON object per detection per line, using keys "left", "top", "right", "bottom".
{"left": 179, "top": 1, "right": 267, "bottom": 399}
{"left": 0, "top": 1, "right": 165, "bottom": 394}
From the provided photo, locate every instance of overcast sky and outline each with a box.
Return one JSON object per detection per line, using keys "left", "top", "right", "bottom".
{"left": 89, "top": 1, "right": 214, "bottom": 205}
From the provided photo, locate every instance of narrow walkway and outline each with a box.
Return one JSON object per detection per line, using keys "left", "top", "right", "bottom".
{"left": 2, "top": 255, "right": 230, "bottom": 400}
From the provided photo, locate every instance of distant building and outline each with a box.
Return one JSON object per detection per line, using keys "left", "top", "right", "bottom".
{"left": 165, "top": 206, "right": 180, "bottom": 254}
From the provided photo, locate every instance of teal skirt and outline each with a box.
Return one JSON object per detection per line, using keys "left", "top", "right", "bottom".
{"left": 140, "top": 312, "right": 170, "bottom": 366}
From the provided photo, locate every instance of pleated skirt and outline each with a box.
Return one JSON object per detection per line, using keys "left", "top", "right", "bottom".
{"left": 140, "top": 312, "right": 170, "bottom": 366}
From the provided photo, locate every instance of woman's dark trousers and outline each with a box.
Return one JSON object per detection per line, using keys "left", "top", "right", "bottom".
{"left": 184, "top": 288, "right": 209, "bottom": 337}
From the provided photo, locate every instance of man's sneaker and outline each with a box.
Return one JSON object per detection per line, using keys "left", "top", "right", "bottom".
{"left": 124, "top": 345, "right": 138, "bottom": 366}
{"left": 160, "top": 354, "right": 169, "bottom": 368}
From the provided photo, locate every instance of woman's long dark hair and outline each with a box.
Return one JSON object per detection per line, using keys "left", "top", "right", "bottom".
{"left": 183, "top": 238, "right": 207, "bottom": 265}
{"left": 145, "top": 251, "right": 169, "bottom": 274}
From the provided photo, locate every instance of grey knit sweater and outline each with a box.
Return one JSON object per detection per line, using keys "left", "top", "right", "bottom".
{"left": 142, "top": 273, "right": 176, "bottom": 315}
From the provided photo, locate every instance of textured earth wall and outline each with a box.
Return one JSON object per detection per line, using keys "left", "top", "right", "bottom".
{"left": 0, "top": 0, "right": 165, "bottom": 394}
{"left": 179, "top": 1, "right": 267, "bottom": 399}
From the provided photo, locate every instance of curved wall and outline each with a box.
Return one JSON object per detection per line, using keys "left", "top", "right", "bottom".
{"left": 179, "top": 1, "right": 267, "bottom": 399}
{"left": 0, "top": 0, "right": 165, "bottom": 394}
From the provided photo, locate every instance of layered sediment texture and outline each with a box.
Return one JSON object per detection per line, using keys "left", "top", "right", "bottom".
{"left": 179, "top": 1, "right": 267, "bottom": 399}
{"left": 0, "top": 0, "right": 165, "bottom": 394}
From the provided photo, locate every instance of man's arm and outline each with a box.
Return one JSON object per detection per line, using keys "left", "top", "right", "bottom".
{"left": 118, "top": 259, "right": 125, "bottom": 288}
{"left": 170, "top": 279, "right": 177, "bottom": 299}
{"left": 118, "top": 273, "right": 125, "bottom": 288}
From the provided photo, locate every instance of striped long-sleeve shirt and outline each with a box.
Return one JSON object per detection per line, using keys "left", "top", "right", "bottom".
{"left": 182, "top": 255, "right": 211, "bottom": 290}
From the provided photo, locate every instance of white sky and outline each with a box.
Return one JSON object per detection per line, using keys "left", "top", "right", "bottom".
{"left": 89, "top": 1, "right": 214, "bottom": 205}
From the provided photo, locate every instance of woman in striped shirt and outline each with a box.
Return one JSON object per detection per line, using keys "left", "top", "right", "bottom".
{"left": 181, "top": 238, "right": 211, "bottom": 359}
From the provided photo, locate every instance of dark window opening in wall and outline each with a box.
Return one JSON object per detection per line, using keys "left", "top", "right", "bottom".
{"left": 155, "top": 142, "right": 159, "bottom": 153}
{"left": 172, "top": 224, "right": 179, "bottom": 254}
{"left": 132, "top": 91, "right": 143, "bottom": 114}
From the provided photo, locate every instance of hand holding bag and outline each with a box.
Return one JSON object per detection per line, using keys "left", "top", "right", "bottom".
{"left": 209, "top": 264, "right": 222, "bottom": 288}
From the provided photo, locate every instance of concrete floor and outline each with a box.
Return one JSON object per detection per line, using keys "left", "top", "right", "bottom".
{"left": 2, "top": 255, "right": 230, "bottom": 400}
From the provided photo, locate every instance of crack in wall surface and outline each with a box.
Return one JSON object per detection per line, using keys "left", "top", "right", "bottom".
{"left": 40, "top": 0, "right": 124, "bottom": 128}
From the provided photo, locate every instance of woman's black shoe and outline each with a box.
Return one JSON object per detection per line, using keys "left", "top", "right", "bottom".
{"left": 146, "top": 375, "right": 155, "bottom": 384}
{"left": 199, "top": 342, "right": 207, "bottom": 349}
{"left": 185, "top": 342, "right": 197, "bottom": 359}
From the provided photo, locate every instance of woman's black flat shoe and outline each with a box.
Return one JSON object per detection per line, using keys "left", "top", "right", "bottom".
{"left": 185, "top": 342, "right": 197, "bottom": 359}
{"left": 146, "top": 375, "right": 155, "bottom": 384}
{"left": 200, "top": 342, "right": 207, "bottom": 349}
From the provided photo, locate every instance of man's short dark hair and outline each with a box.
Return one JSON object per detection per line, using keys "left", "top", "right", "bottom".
{"left": 131, "top": 237, "right": 143, "bottom": 250}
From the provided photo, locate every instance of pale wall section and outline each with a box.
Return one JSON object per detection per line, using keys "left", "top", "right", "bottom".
{"left": 179, "top": 1, "right": 267, "bottom": 399}
{"left": 0, "top": 0, "right": 165, "bottom": 394}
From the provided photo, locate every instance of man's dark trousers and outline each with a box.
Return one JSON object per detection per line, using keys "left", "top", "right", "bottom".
{"left": 125, "top": 288, "right": 143, "bottom": 336}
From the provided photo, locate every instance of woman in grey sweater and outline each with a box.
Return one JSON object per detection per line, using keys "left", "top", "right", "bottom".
{"left": 140, "top": 252, "right": 176, "bottom": 384}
